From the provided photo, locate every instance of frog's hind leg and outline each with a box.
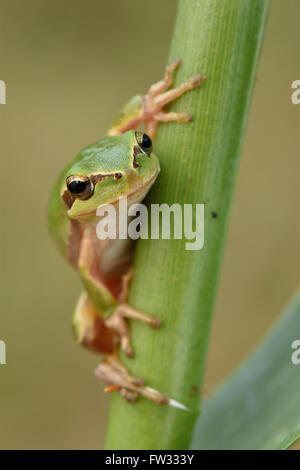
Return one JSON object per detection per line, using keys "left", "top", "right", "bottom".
{"left": 72, "top": 292, "right": 168, "bottom": 405}
{"left": 72, "top": 291, "right": 136, "bottom": 358}
{"left": 72, "top": 292, "right": 118, "bottom": 354}
{"left": 77, "top": 233, "right": 161, "bottom": 357}
{"left": 106, "top": 266, "right": 161, "bottom": 354}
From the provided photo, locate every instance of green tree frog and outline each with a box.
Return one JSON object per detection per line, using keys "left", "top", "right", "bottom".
{"left": 48, "top": 59, "right": 205, "bottom": 406}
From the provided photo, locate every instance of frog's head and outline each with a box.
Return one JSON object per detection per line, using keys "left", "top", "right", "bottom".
{"left": 61, "top": 130, "right": 160, "bottom": 221}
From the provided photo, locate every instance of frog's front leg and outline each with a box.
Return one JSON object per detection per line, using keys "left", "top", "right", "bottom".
{"left": 108, "top": 58, "right": 205, "bottom": 139}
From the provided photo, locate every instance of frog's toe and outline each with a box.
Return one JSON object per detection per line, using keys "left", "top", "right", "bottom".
{"left": 94, "top": 355, "right": 169, "bottom": 405}
{"left": 119, "top": 388, "right": 138, "bottom": 403}
{"left": 122, "top": 338, "right": 134, "bottom": 358}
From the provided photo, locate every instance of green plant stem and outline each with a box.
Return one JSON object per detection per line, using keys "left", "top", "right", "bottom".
{"left": 105, "top": 0, "right": 270, "bottom": 450}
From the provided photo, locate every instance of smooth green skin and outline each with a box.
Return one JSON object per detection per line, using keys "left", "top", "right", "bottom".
{"left": 48, "top": 130, "right": 159, "bottom": 261}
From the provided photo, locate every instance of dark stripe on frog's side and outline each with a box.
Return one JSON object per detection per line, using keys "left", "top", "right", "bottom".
{"left": 62, "top": 189, "right": 76, "bottom": 210}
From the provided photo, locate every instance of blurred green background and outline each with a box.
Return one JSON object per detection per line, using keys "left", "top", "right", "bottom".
{"left": 0, "top": 0, "right": 299, "bottom": 449}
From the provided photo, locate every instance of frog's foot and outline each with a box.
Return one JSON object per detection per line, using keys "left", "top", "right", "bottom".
{"left": 142, "top": 59, "right": 205, "bottom": 138}
{"left": 104, "top": 303, "right": 161, "bottom": 358}
{"left": 108, "top": 58, "right": 205, "bottom": 139}
{"left": 95, "top": 355, "right": 168, "bottom": 405}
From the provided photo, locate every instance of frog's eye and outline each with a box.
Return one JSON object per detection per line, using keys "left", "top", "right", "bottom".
{"left": 135, "top": 132, "right": 152, "bottom": 156}
{"left": 66, "top": 175, "right": 94, "bottom": 200}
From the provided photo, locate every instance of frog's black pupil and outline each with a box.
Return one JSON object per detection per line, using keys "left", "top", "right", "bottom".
{"left": 142, "top": 134, "right": 152, "bottom": 148}
{"left": 68, "top": 180, "right": 87, "bottom": 194}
